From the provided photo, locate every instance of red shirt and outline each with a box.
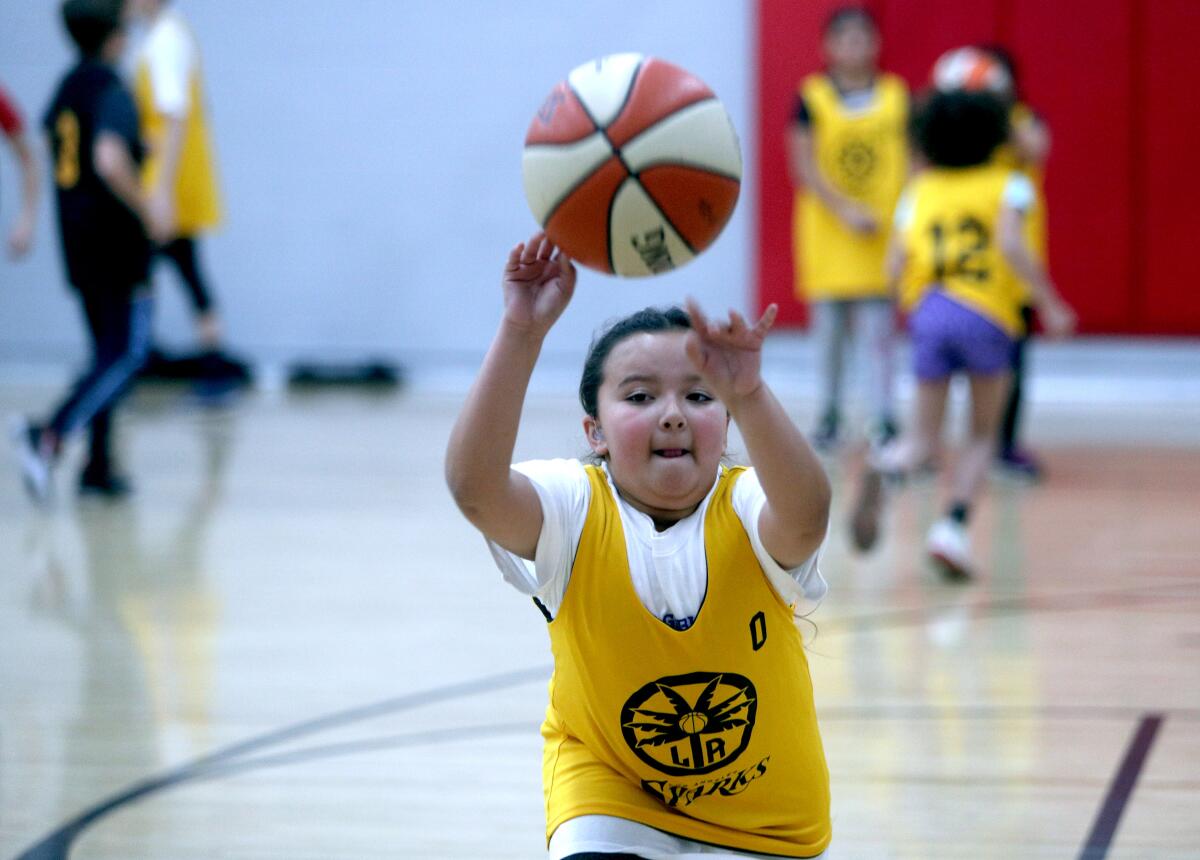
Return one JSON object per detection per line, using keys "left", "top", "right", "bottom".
{"left": 0, "top": 83, "right": 24, "bottom": 137}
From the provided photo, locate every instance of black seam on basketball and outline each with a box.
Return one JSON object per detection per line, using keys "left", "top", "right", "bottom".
{"left": 567, "top": 68, "right": 639, "bottom": 176}
{"left": 606, "top": 57, "right": 644, "bottom": 132}
{"left": 533, "top": 82, "right": 607, "bottom": 227}
{"left": 633, "top": 160, "right": 743, "bottom": 184}
{"left": 565, "top": 79, "right": 605, "bottom": 134}
{"left": 605, "top": 176, "right": 625, "bottom": 274}
{"left": 632, "top": 175, "right": 699, "bottom": 256}
{"left": 535, "top": 145, "right": 620, "bottom": 229}
{"left": 618, "top": 96, "right": 726, "bottom": 158}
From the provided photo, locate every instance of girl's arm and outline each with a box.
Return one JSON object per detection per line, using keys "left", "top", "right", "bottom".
{"left": 997, "top": 204, "right": 1075, "bottom": 337}
{"left": 5, "top": 129, "right": 37, "bottom": 258}
{"left": 444, "top": 234, "right": 576, "bottom": 560}
{"left": 685, "top": 300, "right": 831, "bottom": 569}
{"left": 1012, "top": 114, "right": 1050, "bottom": 167}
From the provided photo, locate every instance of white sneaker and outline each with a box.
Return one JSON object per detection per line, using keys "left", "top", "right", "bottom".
{"left": 926, "top": 517, "right": 972, "bottom": 581}
{"left": 10, "top": 416, "right": 52, "bottom": 505}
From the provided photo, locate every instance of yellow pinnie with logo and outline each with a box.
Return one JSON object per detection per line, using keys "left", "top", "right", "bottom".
{"left": 541, "top": 466, "right": 830, "bottom": 857}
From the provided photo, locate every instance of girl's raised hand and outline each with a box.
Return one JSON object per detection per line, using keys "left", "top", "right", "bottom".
{"left": 502, "top": 231, "right": 577, "bottom": 336}
{"left": 684, "top": 298, "right": 779, "bottom": 405}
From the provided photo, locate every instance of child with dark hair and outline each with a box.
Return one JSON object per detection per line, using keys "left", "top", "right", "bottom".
{"left": 446, "top": 233, "right": 834, "bottom": 858}
{"left": 787, "top": 4, "right": 909, "bottom": 451}
{"left": 850, "top": 90, "right": 1074, "bottom": 580}
{"left": 11, "top": 0, "right": 154, "bottom": 502}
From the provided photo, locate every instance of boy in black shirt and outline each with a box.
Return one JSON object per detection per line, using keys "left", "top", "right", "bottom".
{"left": 12, "top": 0, "right": 154, "bottom": 502}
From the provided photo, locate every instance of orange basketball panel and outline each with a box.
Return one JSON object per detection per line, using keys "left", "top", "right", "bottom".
{"left": 544, "top": 156, "right": 629, "bottom": 274}
{"left": 606, "top": 59, "right": 715, "bottom": 147}
{"left": 525, "top": 82, "right": 597, "bottom": 145}
{"left": 638, "top": 166, "right": 740, "bottom": 252}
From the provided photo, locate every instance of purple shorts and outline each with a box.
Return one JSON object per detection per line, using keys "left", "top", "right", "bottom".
{"left": 910, "top": 291, "right": 1013, "bottom": 381}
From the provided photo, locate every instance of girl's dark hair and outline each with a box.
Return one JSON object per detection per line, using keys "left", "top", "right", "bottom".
{"left": 910, "top": 89, "right": 1009, "bottom": 168}
{"left": 579, "top": 306, "right": 692, "bottom": 418}
{"left": 61, "top": 0, "right": 123, "bottom": 57}
{"left": 824, "top": 5, "right": 878, "bottom": 35}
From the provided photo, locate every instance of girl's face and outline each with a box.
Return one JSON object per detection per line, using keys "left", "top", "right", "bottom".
{"left": 584, "top": 330, "right": 728, "bottom": 525}
{"left": 824, "top": 19, "right": 880, "bottom": 76}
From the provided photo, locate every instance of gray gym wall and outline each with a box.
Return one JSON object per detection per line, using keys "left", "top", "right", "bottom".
{"left": 0, "top": 0, "right": 754, "bottom": 381}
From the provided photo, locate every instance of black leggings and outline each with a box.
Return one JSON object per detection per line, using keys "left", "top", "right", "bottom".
{"left": 998, "top": 304, "right": 1035, "bottom": 452}
{"left": 157, "top": 236, "right": 215, "bottom": 313}
{"left": 47, "top": 287, "right": 153, "bottom": 471}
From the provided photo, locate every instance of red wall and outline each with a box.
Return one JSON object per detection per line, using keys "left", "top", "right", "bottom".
{"left": 755, "top": 0, "right": 1200, "bottom": 335}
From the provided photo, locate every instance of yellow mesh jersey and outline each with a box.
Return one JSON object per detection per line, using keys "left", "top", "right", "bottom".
{"left": 134, "top": 53, "right": 222, "bottom": 235}
{"left": 793, "top": 73, "right": 908, "bottom": 301}
{"left": 992, "top": 102, "right": 1046, "bottom": 304}
{"left": 898, "top": 164, "right": 1023, "bottom": 335}
{"left": 542, "top": 465, "right": 831, "bottom": 857}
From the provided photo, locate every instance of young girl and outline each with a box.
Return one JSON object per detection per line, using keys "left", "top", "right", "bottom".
{"left": 850, "top": 91, "right": 1074, "bottom": 579}
{"left": 787, "top": 5, "right": 909, "bottom": 450}
{"left": 446, "top": 233, "right": 833, "bottom": 859}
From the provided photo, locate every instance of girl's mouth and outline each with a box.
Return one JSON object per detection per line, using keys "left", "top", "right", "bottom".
{"left": 654, "top": 449, "right": 689, "bottom": 459}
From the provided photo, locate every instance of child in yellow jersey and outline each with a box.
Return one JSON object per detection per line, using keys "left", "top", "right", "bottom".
{"left": 850, "top": 90, "right": 1074, "bottom": 580}
{"left": 446, "top": 233, "right": 833, "bottom": 858}
{"left": 126, "top": 0, "right": 224, "bottom": 350}
{"left": 787, "top": 6, "right": 908, "bottom": 450}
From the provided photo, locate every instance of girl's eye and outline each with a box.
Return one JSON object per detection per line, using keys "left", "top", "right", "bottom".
{"left": 626, "top": 392, "right": 651, "bottom": 403}
{"left": 687, "top": 391, "right": 714, "bottom": 402}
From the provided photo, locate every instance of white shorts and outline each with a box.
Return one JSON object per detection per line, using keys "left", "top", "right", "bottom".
{"left": 548, "top": 815, "right": 827, "bottom": 859}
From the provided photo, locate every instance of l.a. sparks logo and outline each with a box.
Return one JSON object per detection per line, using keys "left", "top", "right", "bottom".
{"left": 620, "top": 672, "right": 757, "bottom": 776}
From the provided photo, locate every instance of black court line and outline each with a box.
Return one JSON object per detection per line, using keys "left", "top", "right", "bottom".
{"left": 1077, "top": 713, "right": 1165, "bottom": 860}
{"left": 11, "top": 584, "right": 1194, "bottom": 859}
{"left": 10, "top": 668, "right": 550, "bottom": 860}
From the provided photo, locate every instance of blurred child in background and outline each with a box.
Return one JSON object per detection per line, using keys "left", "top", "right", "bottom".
{"left": 851, "top": 89, "right": 1074, "bottom": 580}
{"left": 12, "top": 0, "right": 154, "bottom": 501}
{"left": 788, "top": 5, "right": 909, "bottom": 451}
{"left": 126, "top": 0, "right": 225, "bottom": 352}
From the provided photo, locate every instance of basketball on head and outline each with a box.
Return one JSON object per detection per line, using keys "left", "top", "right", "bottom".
{"left": 931, "top": 46, "right": 1013, "bottom": 97}
{"left": 522, "top": 53, "right": 742, "bottom": 278}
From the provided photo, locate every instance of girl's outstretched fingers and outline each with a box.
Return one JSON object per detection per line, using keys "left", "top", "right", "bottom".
{"left": 684, "top": 296, "right": 712, "bottom": 335}
{"left": 756, "top": 303, "right": 779, "bottom": 335}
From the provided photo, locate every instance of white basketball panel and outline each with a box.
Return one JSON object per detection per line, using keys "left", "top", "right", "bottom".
{"left": 620, "top": 99, "right": 743, "bottom": 179}
{"left": 567, "top": 53, "right": 644, "bottom": 128}
{"left": 608, "top": 179, "right": 696, "bottom": 277}
{"left": 521, "top": 132, "right": 612, "bottom": 225}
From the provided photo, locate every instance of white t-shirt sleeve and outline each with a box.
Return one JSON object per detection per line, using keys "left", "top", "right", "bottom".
{"left": 484, "top": 459, "right": 590, "bottom": 615}
{"left": 730, "top": 469, "right": 828, "bottom": 614}
{"left": 1002, "top": 172, "right": 1036, "bottom": 212}
{"left": 892, "top": 185, "right": 915, "bottom": 232}
{"left": 141, "top": 12, "right": 196, "bottom": 117}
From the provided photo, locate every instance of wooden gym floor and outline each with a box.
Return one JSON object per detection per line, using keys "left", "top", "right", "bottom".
{"left": 1, "top": 352, "right": 1198, "bottom": 859}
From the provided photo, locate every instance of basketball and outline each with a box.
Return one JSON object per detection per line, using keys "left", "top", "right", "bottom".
{"left": 522, "top": 53, "right": 742, "bottom": 278}
{"left": 931, "top": 46, "right": 1013, "bottom": 97}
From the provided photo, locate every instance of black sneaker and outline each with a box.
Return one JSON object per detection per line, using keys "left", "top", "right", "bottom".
{"left": 868, "top": 416, "right": 900, "bottom": 451}
{"left": 79, "top": 470, "right": 133, "bottom": 498}
{"left": 996, "top": 447, "right": 1043, "bottom": 482}
{"left": 812, "top": 408, "right": 840, "bottom": 452}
